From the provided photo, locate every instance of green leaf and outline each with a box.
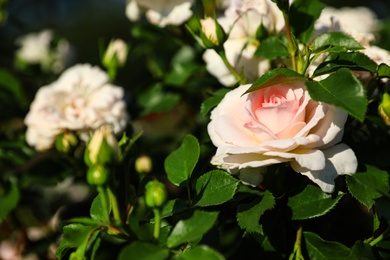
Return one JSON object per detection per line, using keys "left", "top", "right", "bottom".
{"left": 313, "top": 52, "right": 378, "bottom": 77}
{"left": 289, "top": 0, "right": 325, "bottom": 42}
{"left": 90, "top": 192, "right": 109, "bottom": 221}
{"left": 255, "top": 36, "right": 289, "bottom": 59}
{"left": 377, "top": 63, "right": 390, "bottom": 78}
{"left": 351, "top": 241, "right": 376, "bottom": 259}
{"left": 305, "top": 68, "right": 367, "bottom": 122}
{"left": 138, "top": 83, "right": 180, "bottom": 116}
{"left": 246, "top": 68, "right": 304, "bottom": 94}
{"left": 0, "top": 179, "right": 20, "bottom": 222}
{"left": 167, "top": 210, "right": 219, "bottom": 248}
{"left": 62, "top": 224, "right": 95, "bottom": 247}
{"left": 200, "top": 88, "right": 229, "bottom": 118}
{"left": 288, "top": 185, "right": 344, "bottom": 220}
{"left": 0, "top": 69, "right": 27, "bottom": 107}
{"left": 310, "top": 32, "right": 363, "bottom": 53}
{"left": 346, "top": 165, "right": 389, "bottom": 209}
{"left": 164, "top": 134, "right": 200, "bottom": 187}
{"left": 195, "top": 170, "right": 240, "bottom": 207}
{"left": 118, "top": 241, "right": 169, "bottom": 260}
{"left": 161, "top": 199, "right": 187, "bottom": 218}
{"left": 237, "top": 190, "right": 275, "bottom": 234}
{"left": 178, "top": 245, "right": 224, "bottom": 260}
{"left": 304, "top": 232, "right": 354, "bottom": 260}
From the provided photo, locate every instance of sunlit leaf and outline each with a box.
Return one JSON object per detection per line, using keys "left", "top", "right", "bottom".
{"left": 377, "top": 63, "right": 390, "bottom": 78}
{"left": 310, "top": 32, "right": 363, "bottom": 52}
{"left": 255, "top": 36, "right": 289, "bottom": 59}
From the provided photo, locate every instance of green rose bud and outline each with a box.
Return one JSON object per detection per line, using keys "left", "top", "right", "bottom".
{"left": 102, "top": 38, "right": 129, "bottom": 69}
{"left": 55, "top": 131, "right": 78, "bottom": 153}
{"left": 87, "top": 164, "right": 109, "bottom": 186}
{"left": 135, "top": 155, "right": 152, "bottom": 174}
{"left": 84, "top": 125, "right": 119, "bottom": 166}
{"left": 379, "top": 92, "right": 390, "bottom": 125}
{"left": 145, "top": 179, "right": 167, "bottom": 208}
{"left": 199, "top": 17, "right": 227, "bottom": 50}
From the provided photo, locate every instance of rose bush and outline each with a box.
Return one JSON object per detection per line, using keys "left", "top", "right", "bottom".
{"left": 208, "top": 81, "right": 358, "bottom": 193}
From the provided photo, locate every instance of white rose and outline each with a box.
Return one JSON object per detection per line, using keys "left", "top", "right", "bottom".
{"left": 16, "top": 30, "right": 53, "bottom": 64}
{"left": 24, "top": 64, "right": 128, "bottom": 151}
{"left": 208, "top": 82, "right": 357, "bottom": 193}
{"left": 125, "top": 0, "right": 194, "bottom": 27}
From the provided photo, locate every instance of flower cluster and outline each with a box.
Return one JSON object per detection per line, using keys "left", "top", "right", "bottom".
{"left": 24, "top": 64, "right": 128, "bottom": 151}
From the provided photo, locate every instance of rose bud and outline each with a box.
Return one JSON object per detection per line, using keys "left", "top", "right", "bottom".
{"left": 199, "top": 17, "right": 226, "bottom": 49}
{"left": 102, "top": 38, "right": 129, "bottom": 69}
{"left": 145, "top": 179, "right": 167, "bottom": 208}
{"left": 87, "top": 164, "right": 109, "bottom": 186}
{"left": 84, "top": 125, "right": 119, "bottom": 166}
{"left": 55, "top": 131, "right": 78, "bottom": 153}
{"left": 379, "top": 92, "right": 390, "bottom": 125}
{"left": 135, "top": 155, "right": 153, "bottom": 174}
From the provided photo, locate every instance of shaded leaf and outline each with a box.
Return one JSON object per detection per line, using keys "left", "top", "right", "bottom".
{"left": 62, "top": 224, "right": 95, "bottom": 248}
{"left": 313, "top": 52, "right": 377, "bottom": 77}
{"left": 90, "top": 192, "right": 109, "bottom": 221}
{"left": 167, "top": 210, "right": 219, "bottom": 248}
{"left": 0, "top": 69, "right": 27, "bottom": 107}
{"left": 289, "top": 0, "right": 325, "bottom": 42}
{"left": 288, "top": 185, "right": 344, "bottom": 220}
{"left": 237, "top": 190, "right": 275, "bottom": 234}
{"left": 351, "top": 240, "right": 376, "bottom": 260}
{"left": 178, "top": 245, "right": 224, "bottom": 260}
{"left": 305, "top": 68, "right": 367, "bottom": 122}
{"left": 195, "top": 170, "right": 240, "bottom": 207}
{"left": 346, "top": 165, "right": 389, "bottom": 209}
{"left": 161, "top": 199, "right": 187, "bottom": 218}
{"left": 0, "top": 179, "right": 20, "bottom": 222}
{"left": 310, "top": 32, "right": 363, "bottom": 53}
{"left": 246, "top": 68, "right": 304, "bottom": 94}
{"left": 255, "top": 36, "right": 289, "bottom": 59}
{"left": 377, "top": 63, "right": 390, "bottom": 78}
{"left": 139, "top": 83, "right": 180, "bottom": 116}
{"left": 304, "top": 232, "right": 355, "bottom": 260}
{"left": 118, "top": 241, "right": 169, "bottom": 260}
{"left": 165, "top": 134, "right": 200, "bottom": 186}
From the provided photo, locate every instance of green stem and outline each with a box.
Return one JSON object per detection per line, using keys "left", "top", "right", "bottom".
{"left": 369, "top": 226, "right": 390, "bottom": 247}
{"left": 218, "top": 50, "right": 246, "bottom": 85}
{"left": 283, "top": 14, "right": 297, "bottom": 72}
{"left": 289, "top": 226, "right": 304, "bottom": 260}
{"left": 153, "top": 208, "right": 162, "bottom": 240}
{"left": 97, "top": 185, "right": 110, "bottom": 222}
{"left": 108, "top": 187, "right": 121, "bottom": 224}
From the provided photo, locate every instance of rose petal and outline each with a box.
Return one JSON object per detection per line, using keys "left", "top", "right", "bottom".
{"left": 291, "top": 143, "right": 358, "bottom": 193}
{"left": 264, "top": 148, "right": 326, "bottom": 171}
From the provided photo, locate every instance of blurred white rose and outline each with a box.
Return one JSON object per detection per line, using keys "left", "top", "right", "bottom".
{"left": 203, "top": 0, "right": 284, "bottom": 86}
{"left": 125, "top": 0, "right": 194, "bottom": 27}
{"left": 15, "top": 29, "right": 74, "bottom": 73}
{"left": 24, "top": 64, "right": 128, "bottom": 151}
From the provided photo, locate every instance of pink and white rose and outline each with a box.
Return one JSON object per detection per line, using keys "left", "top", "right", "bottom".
{"left": 208, "top": 82, "right": 357, "bottom": 192}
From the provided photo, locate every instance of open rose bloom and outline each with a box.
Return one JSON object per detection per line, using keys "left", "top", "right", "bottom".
{"left": 208, "top": 82, "right": 357, "bottom": 193}
{"left": 24, "top": 64, "right": 128, "bottom": 151}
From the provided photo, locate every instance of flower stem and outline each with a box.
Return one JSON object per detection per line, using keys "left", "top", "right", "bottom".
{"left": 218, "top": 50, "right": 246, "bottom": 85}
{"left": 283, "top": 14, "right": 297, "bottom": 72}
{"left": 369, "top": 226, "right": 390, "bottom": 247}
{"left": 108, "top": 187, "right": 121, "bottom": 224}
{"left": 153, "top": 208, "right": 162, "bottom": 240}
{"left": 289, "top": 226, "right": 304, "bottom": 260}
{"left": 97, "top": 185, "right": 111, "bottom": 222}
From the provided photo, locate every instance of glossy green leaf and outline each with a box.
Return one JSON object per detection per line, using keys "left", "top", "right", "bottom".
{"left": 289, "top": 0, "right": 325, "bottom": 42}
{"left": 346, "top": 165, "right": 389, "bottom": 209}
{"left": 165, "top": 134, "right": 200, "bottom": 187}
{"left": 178, "top": 245, "right": 224, "bottom": 260}
{"left": 313, "top": 52, "right": 377, "bottom": 77}
{"left": 246, "top": 68, "right": 304, "bottom": 94}
{"left": 62, "top": 223, "right": 95, "bottom": 247}
{"left": 90, "top": 192, "right": 109, "bottom": 221}
{"left": 310, "top": 32, "right": 363, "bottom": 53}
{"left": 167, "top": 210, "right": 219, "bottom": 248}
{"left": 255, "top": 36, "right": 289, "bottom": 59}
{"left": 200, "top": 88, "right": 229, "bottom": 118}
{"left": 304, "top": 232, "right": 354, "bottom": 260}
{"left": 288, "top": 185, "right": 344, "bottom": 220}
{"left": 237, "top": 190, "right": 275, "bottom": 234}
{"left": 118, "top": 241, "right": 169, "bottom": 260}
{"left": 305, "top": 68, "right": 367, "bottom": 122}
{"left": 377, "top": 63, "right": 390, "bottom": 78}
{"left": 195, "top": 170, "right": 240, "bottom": 207}
{"left": 0, "top": 179, "right": 20, "bottom": 221}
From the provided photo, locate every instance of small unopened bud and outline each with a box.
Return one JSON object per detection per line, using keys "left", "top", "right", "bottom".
{"left": 87, "top": 164, "right": 109, "bottom": 186}
{"left": 145, "top": 179, "right": 167, "bottom": 208}
{"left": 102, "top": 39, "right": 129, "bottom": 68}
{"left": 85, "top": 125, "right": 119, "bottom": 166}
{"left": 199, "top": 17, "right": 226, "bottom": 49}
{"left": 135, "top": 155, "right": 152, "bottom": 174}
{"left": 379, "top": 92, "right": 390, "bottom": 125}
{"left": 55, "top": 131, "right": 78, "bottom": 153}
